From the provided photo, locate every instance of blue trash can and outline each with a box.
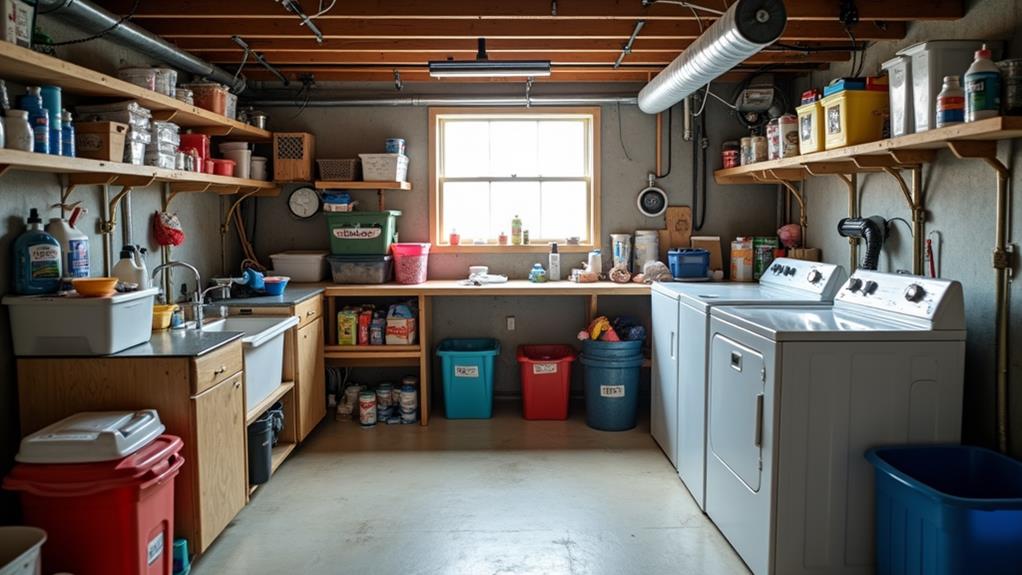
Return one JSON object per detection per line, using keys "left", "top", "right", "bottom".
{"left": 865, "top": 445, "right": 1022, "bottom": 575}
{"left": 581, "top": 339, "right": 643, "bottom": 359}
{"left": 579, "top": 353, "right": 643, "bottom": 431}
{"left": 437, "top": 338, "right": 500, "bottom": 419}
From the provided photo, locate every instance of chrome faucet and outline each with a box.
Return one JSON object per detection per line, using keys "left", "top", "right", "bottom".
{"left": 151, "top": 261, "right": 205, "bottom": 330}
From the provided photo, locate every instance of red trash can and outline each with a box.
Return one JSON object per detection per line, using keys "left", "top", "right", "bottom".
{"left": 517, "top": 345, "right": 577, "bottom": 420}
{"left": 3, "top": 434, "right": 185, "bottom": 575}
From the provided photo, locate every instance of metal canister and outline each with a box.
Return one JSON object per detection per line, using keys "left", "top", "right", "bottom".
{"left": 750, "top": 136, "right": 768, "bottom": 163}
{"left": 739, "top": 137, "right": 753, "bottom": 166}
{"left": 358, "top": 391, "right": 377, "bottom": 427}
{"left": 753, "top": 236, "right": 780, "bottom": 279}
{"left": 399, "top": 383, "right": 418, "bottom": 423}
{"left": 766, "top": 118, "right": 781, "bottom": 160}
{"left": 778, "top": 114, "right": 799, "bottom": 157}
{"left": 998, "top": 59, "right": 1022, "bottom": 115}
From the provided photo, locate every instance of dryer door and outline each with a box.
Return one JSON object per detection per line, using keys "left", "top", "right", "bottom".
{"left": 709, "top": 334, "right": 765, "bottom": 492}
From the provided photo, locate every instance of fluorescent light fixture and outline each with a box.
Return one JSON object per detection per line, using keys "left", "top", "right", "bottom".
{"left": 429, "top": 38, "right": 551, "bottom": 78}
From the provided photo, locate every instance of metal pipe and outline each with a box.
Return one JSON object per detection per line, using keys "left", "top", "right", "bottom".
{"left": 911, "top": 166, "right": 925, "bottom": 276}
{"left": 987, "top": 160, "right": 1011, "bottom": 453}
{"left": 120, "top": 188, "right": 132, "bottom": 248}
{"left": 846, "top": 173, "right": 859, "bottom": 272}
{"left": 36, "top": 0, "right": 246, "bottom": 93}
{"left": 682, "top": 96, "right": 693, "bottom": 142}
{"left": 655, "top": 112, "right": 662, "bottom": 176}
{"left": 101, "top": 185, "right": 112, "bottom": 276}
{"left": 615, "top": 20, "right": 646, "bottom": 69}
{"left": 248, "top": 95, "right": 638, "bottom": 108}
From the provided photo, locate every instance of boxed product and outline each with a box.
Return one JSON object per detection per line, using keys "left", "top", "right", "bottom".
{"left": 337, "top": 310, "right": 358, "bottom": 346}
{"left": 1, "top": 0, "right": 33, "bottom": 48}
{"left": 386, "top": 302, "right": 417, "bottom": 345}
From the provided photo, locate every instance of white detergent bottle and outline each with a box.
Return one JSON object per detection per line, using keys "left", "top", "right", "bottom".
{"left": 45, "top": 206, "right": 89, "bottom": 278}
{"left": 548, "top": 242, "right": 561, "bottom": 281}
{"left": 965, "top": 43, "right": 1001, "bottom": 122}
{"left": 112, "top": 245, "right": 150, "bottom": 288}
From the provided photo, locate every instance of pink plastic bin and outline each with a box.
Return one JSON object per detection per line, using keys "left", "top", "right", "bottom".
{"left": 391, "top": 243, "right": 430, "bottom": 284}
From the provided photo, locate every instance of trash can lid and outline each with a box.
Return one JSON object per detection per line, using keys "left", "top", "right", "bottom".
{"left": 16, "top": 410, "right": 165, "bottom": 464}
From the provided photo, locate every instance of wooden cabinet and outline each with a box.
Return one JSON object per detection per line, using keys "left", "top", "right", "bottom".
{"left": 16, "top": 341, "right": 247, "bottom": 553}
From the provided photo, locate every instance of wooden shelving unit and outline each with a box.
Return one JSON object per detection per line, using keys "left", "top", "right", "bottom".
{"left": 246, "top": 380, "right": 295, "bottom": 425}
{"left": 315, "top": 180, "right": 412, "bottom": 209}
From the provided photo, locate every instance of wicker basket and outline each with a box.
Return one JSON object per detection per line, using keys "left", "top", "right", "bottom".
{"left": 317, "top": 158, "right": 362, "bottom": 181}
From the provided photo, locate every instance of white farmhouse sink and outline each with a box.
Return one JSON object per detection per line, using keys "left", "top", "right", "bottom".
{"left": 205, "top": 316, "right": 299, "bottom": 412}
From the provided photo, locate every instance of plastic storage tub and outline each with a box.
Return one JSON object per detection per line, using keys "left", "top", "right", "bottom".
{"left": 359, "top": 153, "right": 409, "bottom": 181}
{"left": 328, "top": 254, "right": 393, "bottom": 284}
{"left": 866, "top": 445, "right": 1022, "bottom": 575}
{"left": 795, "top": 101, "right": 825, "bottom": 154}
{"left": 517, "top": 345, "right": 577, "bottom": 420}
{"left": 821, "top": 89, "right": 890, "bottom": 149}
{"left": 882, "top": 54, "right": 914, "bottom": 137}
{"left": 668, "top": 248, "right": 710, "bottom": 279}
{"left": 437, "top": 338, "right": 500, "bottom": 419}
{"left": 0, "top": 527, "right": 46, "bottom": 575}
{"left": 391, "top": 243, "right": 430, "bottom": 284}
{"left": 247, "top": 411, "right": 273, "bottom": 485}
{"left": 326, "top": 210, "right": 401, "bottom": 255}
{"left": 899, "top": 40, "right": 989, "bottom": 132}
{"left": 580, "top": 354, "right": 643, "bottom": 431}
{"left": 3, "top": 287, "right": 158, "bottom": 356}
{"left": 3, "top": 435, "right": 184, "bottom": 575}
{"left": 269, "top": 251, "right": 328, "bottom": 282}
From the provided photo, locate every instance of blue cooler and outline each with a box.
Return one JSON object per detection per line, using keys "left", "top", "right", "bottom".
{"left": 437, "top": 338, "right": 500, "bottom": 419}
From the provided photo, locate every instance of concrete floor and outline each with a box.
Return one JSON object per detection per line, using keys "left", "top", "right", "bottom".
{"left": 192, "top": 401, "right": 749, "bottom": 575}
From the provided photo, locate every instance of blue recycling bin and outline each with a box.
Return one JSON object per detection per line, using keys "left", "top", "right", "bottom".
{"left": 437, "top": 338, "right": 500, "bottom": 419}
{"left": 580, "top": 353, "right": 643, "bottom": 431}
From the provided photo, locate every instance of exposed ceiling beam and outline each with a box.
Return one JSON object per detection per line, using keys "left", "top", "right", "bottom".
{"left": 96, "top": 0, "right": 963, "bottom": 21}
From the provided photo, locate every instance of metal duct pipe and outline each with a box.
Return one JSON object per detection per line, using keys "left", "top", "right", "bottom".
{"left": 248, "top": 95, "right": 638, "bottom": 107}
{"left": 637, "top": 0, "right": 787, "bottom": 114}
{"left": 838, "top": 216, "right": 886, "bottom": 271}
{"left": 36, "top": 0, "right": 246, "bottom": 93}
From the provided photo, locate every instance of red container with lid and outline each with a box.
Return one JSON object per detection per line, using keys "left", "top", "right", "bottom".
{"left": 179, "top": 133, "right": 210, "bottom": 172}
{"left": 517, "top": 344, "right": 578, "bottom": 420}
{"left": 3, "top": 435, "right": 185, "bottom": 575}
{"left": 210, "top": 158, "right": 236, "bottom": 177}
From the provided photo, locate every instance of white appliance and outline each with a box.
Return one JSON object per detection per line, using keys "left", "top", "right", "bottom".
{"left": 705, "top": 270, "right": 965, "bottom": 575}
{"left": 650, "top": 258, "right": 846, "bottom": 508}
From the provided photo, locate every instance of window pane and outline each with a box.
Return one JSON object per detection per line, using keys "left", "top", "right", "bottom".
{"left": 490, "top": 181, "right": 540, "bottom": 239}
{"left": 489, "top": 121, "right": 538, "bottom": 177}
{"left": 538, "top": 121, "right": 587, "bottom": 176}
{"left": 442, "top": 181, "right": 490, "bottom": 241}
{"left": 541, "top": 181, "right": 588, "bottom": 241}
{"left": 443, "top": 121, "right": 489, "bottom": 177}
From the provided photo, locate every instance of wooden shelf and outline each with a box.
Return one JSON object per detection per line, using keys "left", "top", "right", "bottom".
{"left": 323, "top": 280, "right": 650, "bottom": 297}
{"left": 0, "top": 41, "right": 270, "bottom": 141}
{"left": 315, "top": 180, "right": 412, "bottom": 190}
{"left": 271, "top": 442, "right": 297, "bottom": 472}
{"left": 245, "top": 380, "right": 295, "bottom": 425}
{"left": 714, "top": 116, "right": 1022, "bottom": 184}
{"left": 324, "top": 348, "right": 422, "bottom": 360}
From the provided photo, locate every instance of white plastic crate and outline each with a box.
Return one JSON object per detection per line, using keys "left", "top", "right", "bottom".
{"left": 899, "top": 40, "right": 991, "bottom": 132}
{"left": 359, "top": 153, "right": 409, "bottom": 181}
{"left": 269, "top": 251, "right": 328, "bottom": 282}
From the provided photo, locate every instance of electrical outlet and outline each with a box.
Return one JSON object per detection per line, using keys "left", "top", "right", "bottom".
{"left": 506, "top": 316, "right": 516, "bottom": 331}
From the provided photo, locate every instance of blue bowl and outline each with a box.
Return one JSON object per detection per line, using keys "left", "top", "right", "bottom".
{"left": 263, "top": 276, "right": 289, "bottom": 296}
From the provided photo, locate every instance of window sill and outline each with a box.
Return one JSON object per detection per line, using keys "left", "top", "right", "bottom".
{"left": 430, "top": 244, "right": 597, "bottom": 254}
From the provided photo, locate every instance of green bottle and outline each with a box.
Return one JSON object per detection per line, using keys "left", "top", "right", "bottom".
{"left": 511, "top": 215, "right": 523, "bottom": 246}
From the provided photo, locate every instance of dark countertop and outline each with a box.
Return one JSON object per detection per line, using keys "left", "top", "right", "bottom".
{"left": 113, "top": 329, "right": 244, "bottom": 358}
{"left": 216, "top": 284, "right": 326, "bottom": 308}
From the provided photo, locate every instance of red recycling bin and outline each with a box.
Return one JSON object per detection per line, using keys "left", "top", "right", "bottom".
{"left": 3, "top": 435, "right": 185, "bottom": 575}
{"left": 517, "top": 345, "right": 577, "bottom": 420}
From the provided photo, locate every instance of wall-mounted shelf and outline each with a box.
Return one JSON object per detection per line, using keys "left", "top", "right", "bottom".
{"left": 0, "top": 41, "right": 271, "bottom": 141}
{"left": 315, "top": 180, "right": 412, "bottom": 190}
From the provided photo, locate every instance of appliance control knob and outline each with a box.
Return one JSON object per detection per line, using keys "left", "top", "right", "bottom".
{"left": 863, "top": 280, "right": 879, "bottom": 295}
{"left": 771, "top": 264, "right": 783, "bottom": 274}
{"left": 785, "top": 266, "right": 795, "bottom": 276}
{"left": 904, "top": 283, "right": 926, "bottom": 302}
{"left": 847, "top": 278, "right": 863, "bottom": 292}
{"left": 807, "top": 269, "right": 823, "bottom": 284}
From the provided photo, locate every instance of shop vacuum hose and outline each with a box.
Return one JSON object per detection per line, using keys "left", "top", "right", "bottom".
{"left": 838, "top": 216, "right": 887, "bottom": 271}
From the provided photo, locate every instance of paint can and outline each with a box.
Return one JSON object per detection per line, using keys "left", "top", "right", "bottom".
{"left": 722, "top": 140, "right": 740, "bottom": 169}
{"left": 610, "top": 234, "right": 632, "bottom": 272}
{"left": 739, "top": 137, "right": 753, "bottom": 165}
{"left": 778, "top": 114, "right": 799, "bottom": 158}
{"left": 753, "top": 236, "right": 780, "bottom": 280}
{"left": 766, "top": 118, "right": 781, "bottom": 160}
{"left": 750, "top": 136, "right": 767, "bottom": 163}
{"left": 359, "top": 391, "right": 377, "bottom": 427}
{"left": 633, "top": 230, "right": 659, "bottom": 274}
{"left": 400, "top": 383, "right": 418, "bottom": 423}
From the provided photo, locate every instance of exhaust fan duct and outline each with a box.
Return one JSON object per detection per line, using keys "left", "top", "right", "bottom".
{"left": 838, "top": 216, "right": 887, "bottom": 271}
{"left": 637, "top": 0, "right": 787, "bottom": 114}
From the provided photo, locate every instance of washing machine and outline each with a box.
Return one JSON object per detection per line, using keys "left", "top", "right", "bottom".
{"left": 704, "top": 270, "right": 966, "bottom": 575}
{"left": 650, "top": 257, "right": 847, "bottom": 507}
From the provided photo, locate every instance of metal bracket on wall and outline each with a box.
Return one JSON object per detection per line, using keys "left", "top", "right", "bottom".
{"left": 753, "top": 169, "right": 808, "bottom": 247}
{"left": 880, "top": 165, "right": 926, "bottom": 276}
{"left": 805, "top": 164, "right": 861, "bottom": 272}
{"left": 97, "top": 175, "right": 157, "bottom": 235}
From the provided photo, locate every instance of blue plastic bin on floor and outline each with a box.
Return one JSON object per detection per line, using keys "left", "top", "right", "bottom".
{"left": 865, "top": 445, "right": 1022, "bottom": 575}
{"left": 437, "top": 338, "right": 500, "bottom": 419}
{"left": 581, "top": 339, "right": 643, "bottom": 359}
{"left": 580, "top": 353, "right": 643, "bottom": 431}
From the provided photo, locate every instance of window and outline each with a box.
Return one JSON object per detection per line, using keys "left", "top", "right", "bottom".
{"left": 429, "top": 108, "right": 600, "bottom": 252}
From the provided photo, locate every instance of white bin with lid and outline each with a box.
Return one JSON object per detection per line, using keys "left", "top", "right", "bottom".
{"left": 881, "top": 55, "right": 914, "bottom": 137}
{"left": 3, "top": 287, "right": 158, "bottom": 356}
{"left": 269, "top": 251, "right": 329, "bottom": 282}
{"left": 899, "top": 40, "right": 991, "bottom": 132}
{"left": 16, "top": 410, "right": 165, "bottom": 463}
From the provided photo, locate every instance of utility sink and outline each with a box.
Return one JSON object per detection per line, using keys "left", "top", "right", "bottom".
{"left": 204, "top": 316, "right": 299, "bottom": 412}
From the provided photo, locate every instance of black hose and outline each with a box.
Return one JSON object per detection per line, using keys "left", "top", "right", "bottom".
{"left": 691, "top": 103, "right": 708, "bottom": 231}
{"left": 838, "top": 216, "right": 886, "bottom": 270}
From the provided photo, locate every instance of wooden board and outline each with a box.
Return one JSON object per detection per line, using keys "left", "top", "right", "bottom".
{"left": 322, "top": 280, "right": 650, "bottom": 297}
{"left": 658, "top": 206, "right": 692, "bottom": 262}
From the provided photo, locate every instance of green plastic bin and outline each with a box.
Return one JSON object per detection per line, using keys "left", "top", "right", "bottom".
{"left": 326, "top": 210, "right": 401, "bottom": 255}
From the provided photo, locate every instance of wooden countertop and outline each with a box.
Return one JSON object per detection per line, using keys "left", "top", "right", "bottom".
{"left": 323, "top": 280, "right": 650, "bottom": 297}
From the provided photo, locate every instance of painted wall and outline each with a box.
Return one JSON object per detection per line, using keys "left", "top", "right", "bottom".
{"left": 792, "top": 0, "right": 1022, "bottom": 455}
{"left": 258, "top": 94, "right": 778, "bottom": 396}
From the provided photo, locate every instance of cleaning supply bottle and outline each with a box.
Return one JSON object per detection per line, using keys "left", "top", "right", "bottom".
{"left": 548, "top": 242, "right": 561, "bottom": 281}
{"left": 45, "top": 206, "right": 89, "bottom": 278}
{"left": 112, "top": 245, "right": 149, "bottom": 289}
{"left": 965, "top": 44, "right": 1001, "bottom": 122}
{"left": 18, "top": 86, "right": 49, "bottom": 154}
{"left": 511, "top": 215, "right": 523, "bottom": 246}
{"left": 936, "top": 75, "right": 965, "bottom": 128}
{"left": 61, "top": 109, "right": 75, "bottom": 157}
{"left": 13, "top": 208, "right": 62, "bottom": 294}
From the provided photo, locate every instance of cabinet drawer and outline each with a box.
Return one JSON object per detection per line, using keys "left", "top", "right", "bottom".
{"left": 294, "top": 297, "right": 322, "bottom": 329}
{"left": 192, "top": 341, "right": 243, "bottom": 395}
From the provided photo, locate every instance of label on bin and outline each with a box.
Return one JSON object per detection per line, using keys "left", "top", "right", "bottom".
{"left": 533, "top": 363, "right": 558, "bottom": 375}
{"left": 333, "top": 227, "right": 382, "bottom": 240}
{"left": 454, "top": 365, "right": 479, "bottom": 378}
{"left": 147, "top": 533, "right": 164, "bottom": 565}
{"left": 600, "top": 385, "right": 626, "bottom": 398}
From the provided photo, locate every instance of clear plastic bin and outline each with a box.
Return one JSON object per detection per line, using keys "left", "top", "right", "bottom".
{"left": 328, "top": 254, "right": 393, "bottom": 284}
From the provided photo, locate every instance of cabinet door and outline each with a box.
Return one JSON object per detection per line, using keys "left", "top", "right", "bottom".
{"left": 193, "top": 372, "right": 247, "bottom": 552}
{"left": 297, "top": 317, "right": 326, "bottom": 441}
{"left": 651, "top": 291, "right": 680, "bottom": 467}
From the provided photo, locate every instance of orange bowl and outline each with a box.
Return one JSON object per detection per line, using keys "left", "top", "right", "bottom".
{"left": 72, "top": 277, "right": 119, "bottom": 297}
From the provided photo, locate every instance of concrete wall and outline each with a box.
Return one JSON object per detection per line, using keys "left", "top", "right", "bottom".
{"left": 258, "top": 96, "right": 777, "bottom": 395}
{"left": 792, "top": 0, "right": 1022, "bottom": 454}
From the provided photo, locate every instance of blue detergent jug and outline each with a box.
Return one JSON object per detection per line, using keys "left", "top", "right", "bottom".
{"left": 14, "top": 208, "right": 62, "bottom": 294}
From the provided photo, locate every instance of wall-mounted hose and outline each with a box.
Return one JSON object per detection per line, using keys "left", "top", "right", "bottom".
{"left": 838, "top": 216, "right": 886, "bottom": 271}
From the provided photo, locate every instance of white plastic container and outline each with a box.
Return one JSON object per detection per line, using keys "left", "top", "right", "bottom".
{"left": 224, "top": 148, "right": 252, "bottom": 179}
{"left": 3, "top": 287, "right": 159, "bottom": 356}
{"left": 269, "top": 251, "right": 328, "bottom": 282}
{"left": 16, "top": 410, "right": 165, "bottom": 463}
{"left": 633, "top": 230, "right": 660, "bottom": 273}
{"left": 207, "top": 317, "right": 299, "bottom": 411}
{"left": 250, "top": 156, "right": 268, "bottom": 180}
{"left": 899, "top": 40, "right": 989, "bottom": 132}
{"left": 0, "top": 526, "right": 46, "bottom": 575}
{"left": 359, "top": 153, "right": 409, "bottom": 181}
{"left": 881, "top": 54, "right": 914, "bottom": 137}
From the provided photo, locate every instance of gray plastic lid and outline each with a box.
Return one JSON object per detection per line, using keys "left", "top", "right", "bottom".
{"left": 16, "top": 410, "right": 165, "bottom": 463}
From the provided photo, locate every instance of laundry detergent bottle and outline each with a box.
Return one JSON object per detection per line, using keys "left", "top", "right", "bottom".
{"left": 14, "top": 208, "right": 62, "bottom": 294}
{"left": 45, "top": 206, "right": 89, "bottom": 278}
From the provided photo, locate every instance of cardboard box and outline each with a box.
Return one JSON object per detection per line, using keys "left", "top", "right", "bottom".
{"left": 2, "top": 0, "right": 33, "bottom": 48}
{"left": 691, "top": 236, "right": 723, "bottom": 271}
{"left": 386, "top": 318, "right": 417, "bottom": 345}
